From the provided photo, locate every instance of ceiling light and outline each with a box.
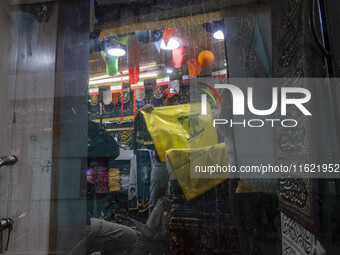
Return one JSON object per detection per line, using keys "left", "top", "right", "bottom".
{"left": 140, "top": 63, "right": 158, "bottom": 71}
{"left": 166, "top": 69, "right": 173, "bottom": 74}
{"left": 140, "top": 73, "right": 158, "bottom": 79}
{"left": 89, "top": 72, "right": 158, "bottom": 86}
{"left": 160, "top": 39, "right": 180, "bottom": 50}
{"left": 89, "top": 76, "right": 129, "bottom": 85}
{"left": 213, "top": 30, "right": 224, "bottom": 40}
{"left": 90, "top": 74, "right": 110, "bottom": 81}
{"left": 107, "top": 48, "right": 126, "bottom": 57}
{"left": 89, "top": 63, "right": 158, "bottom": 81}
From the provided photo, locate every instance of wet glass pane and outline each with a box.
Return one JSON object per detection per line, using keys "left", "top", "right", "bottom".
{"left": 1, "top": 0, "right": 340, "bottom": 254}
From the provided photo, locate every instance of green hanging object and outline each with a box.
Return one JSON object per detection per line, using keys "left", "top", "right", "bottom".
{"left": 106, "top": 55, "right": 118, "bottom": 76}
{"left": 114, "top": 35, "right": 130, "bottom": 46}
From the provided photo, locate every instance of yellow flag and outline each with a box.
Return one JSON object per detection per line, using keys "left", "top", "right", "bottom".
{"left": 166, "top": 143, "right": 229, "bottom": 200}
{"left": 141, "top": 103, "right": 218, "bottom": 162}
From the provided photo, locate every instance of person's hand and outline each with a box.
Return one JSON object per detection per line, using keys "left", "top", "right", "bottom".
{"left": 140, "top": 104, "right": 154, "bottom": 113}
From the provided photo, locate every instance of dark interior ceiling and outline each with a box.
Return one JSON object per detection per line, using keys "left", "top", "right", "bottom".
{"left": 89, "top": 0, "right": 227, "bottom": 88}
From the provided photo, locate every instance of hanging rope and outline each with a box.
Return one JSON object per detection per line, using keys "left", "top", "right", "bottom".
{"left": 133, "top": 89, "right": 136, "bottom": 119}
{"left": 120, "top": 72, "right": 124, "bottom": 122}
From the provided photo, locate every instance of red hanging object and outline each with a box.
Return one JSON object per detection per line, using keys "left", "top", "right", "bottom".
{"left": 172, "top": 47, "right": 187, "bottom": 68}
{"left": 163, "top": 27, "right": 175, "bottom": 46}
{"left": 133, "top": 89, "right": 136, "bottom": 119}
{"left": 129, "top": 67, "right": 140, "bottom": 85}
{"left": 120, "top": 72, "right": 124, "bottom": 122}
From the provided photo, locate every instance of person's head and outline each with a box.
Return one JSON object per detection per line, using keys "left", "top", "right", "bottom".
{"left": 162, "top": 87, "right": 179, "bottom": 106}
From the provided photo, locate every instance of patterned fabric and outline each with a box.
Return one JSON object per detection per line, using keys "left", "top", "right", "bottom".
{"left": 108, "top": 168, "right": 121, "bottom": 191}
{"left": 118, "top": 129, "right": 134, "bottom": 149}
{"left": 135, "top": 87, "right": 145, "bottom": 101}
{"left": 278, "top": 178, "right": 319, "bottom": 233}
{"left": 153, "top": 84, "right": 164, "bottom": 99}
{"left": 90, "top": 95, "right": 99, "bottom": 105}
{"left": 88, "top": 87, "right": 191, "bottom": 120}
{"left": 224, "top": 12, "right": 281, "bottom": 255}
{"left": 272, "top": 0, "right": 320, "bottom": 234}
{"left": 224, "top": 14, "right": 268, "bottom": 78}
{"left": 135, "top": 150, "right": 152, "bottom": 215}
{"left": 102, "top": 87, "right": 112, "bottom": 105}
{"left": 89, "top": 102, "right": 99, "bottom": 115}
{"left": 136, "top": 98, "right": 146, "bottom": 109}
{"left": 119, "top": 88, "right": 131, "bottom": 103}
{"left": 169, "top": 180, "right": 242, "bottom": 254}
{"left": 128, "top": 154, "right": 138, "bottom": 210}
{"left": 281, "top": 212, "right": 326, "bottom": 255}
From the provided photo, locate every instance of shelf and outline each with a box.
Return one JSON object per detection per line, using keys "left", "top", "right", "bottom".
{"left": 92, "top": 116, "right": 134, "bottom": 123}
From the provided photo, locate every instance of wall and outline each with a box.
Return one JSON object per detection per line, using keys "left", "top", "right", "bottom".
{"left": 0, "top": 0, "right": 58, "bottom": 253}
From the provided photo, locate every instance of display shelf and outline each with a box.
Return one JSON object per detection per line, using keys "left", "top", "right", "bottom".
{"left": 92, "top": 115, "right": 134, "bottom": 123}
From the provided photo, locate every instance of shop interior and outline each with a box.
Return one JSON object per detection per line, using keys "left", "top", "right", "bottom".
{"left": 85, "top": 0, "right": 340, "bottom": 254}
{"left": 2, "top": 1, "right": 340, "bottom": 255}
{"left": 86, "top": 1, "right": 238, "bottom": 254}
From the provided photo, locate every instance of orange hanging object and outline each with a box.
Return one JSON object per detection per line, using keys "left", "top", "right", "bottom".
{"left": 112, "top": 93, "right": 119, "bottom": 104}
{"left": 198, "top": 50, "right": 215, "bottom": 67}
{"left": 188, "top": 59, "right": 201, "bottom": 77}
{"left": 163, "top": 27, "right": 175, "bottom": 46}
